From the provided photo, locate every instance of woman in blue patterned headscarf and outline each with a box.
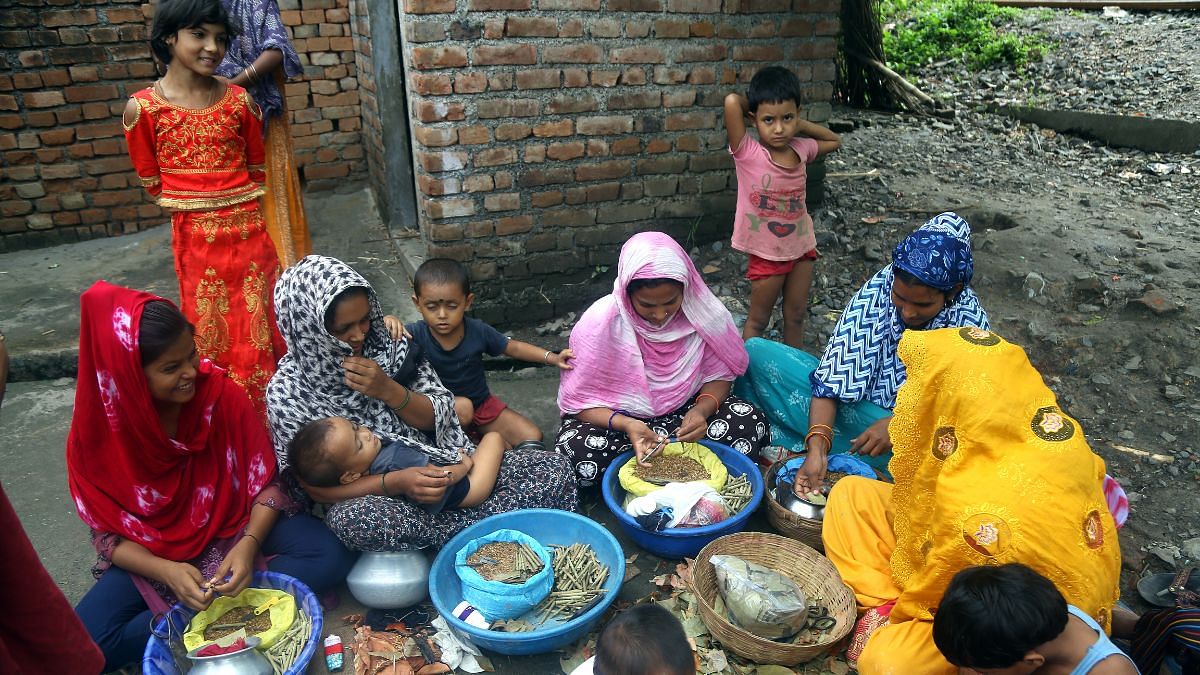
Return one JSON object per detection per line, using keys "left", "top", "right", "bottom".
{"left": 216, "top": 0, "right": 310, "bottom": 267}
{"left": 733, "top": 212, "right": 989, "bottom": 492}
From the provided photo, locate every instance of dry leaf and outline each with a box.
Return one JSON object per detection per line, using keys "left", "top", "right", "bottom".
{"left": 861, "top": 216, "right": 884, "bottom": 224}
{"left": 829, "top": 659, "right": 850, "bottom": 675}
{"left": 624, "top": 563, "right": 642, "bottom": 582}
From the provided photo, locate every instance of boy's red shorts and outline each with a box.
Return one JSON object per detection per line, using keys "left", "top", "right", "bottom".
{"left": 471, "top": 394, "right": 508, "bottom": 427}
{"left": 746, "top": 249, "right": 818, "bottom": 281}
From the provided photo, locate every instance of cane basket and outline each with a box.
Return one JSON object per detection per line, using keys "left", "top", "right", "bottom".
{"left": 690, "top": 532, "right": 855, "bottom": 665}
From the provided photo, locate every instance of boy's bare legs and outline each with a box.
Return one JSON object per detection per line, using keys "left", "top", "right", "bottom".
{"left": 780, "top": 259, "right": 815, "bottom": 349}
{"left": 454, "top": 396, "right": 474, "bottom": 428}
{"left": 742, "top": 274, "right": 786, "bottom": 341}
{"left": 479, "top": 408, "right": 543, "bottom": 447}
{"left": 458, "top": 432, "right": 505, "bottom": 508}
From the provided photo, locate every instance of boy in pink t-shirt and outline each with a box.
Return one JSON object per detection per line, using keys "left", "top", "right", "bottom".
{"left": 724, "top": 66, "right": 841, "bottom": 348}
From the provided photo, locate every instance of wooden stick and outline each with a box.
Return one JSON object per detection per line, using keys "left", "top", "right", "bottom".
{"left": 847, "top": 51, "right": 936, "bottom": 107}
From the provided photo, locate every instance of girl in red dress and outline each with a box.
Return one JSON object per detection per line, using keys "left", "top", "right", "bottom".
{"left": 124, "top": 0, "right": 286, "bottom": 410}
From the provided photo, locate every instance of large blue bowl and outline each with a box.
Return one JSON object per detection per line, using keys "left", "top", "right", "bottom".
{"left": 428, "top": 509, "right": 625, "bottom": 655}
{"left": 602, "top": 439, "right": 765, "bottom": 559}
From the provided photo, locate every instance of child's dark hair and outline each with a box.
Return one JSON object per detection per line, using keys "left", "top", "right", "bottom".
{"left": 747, "top": 65, "right": 803, "bottom": 113}
{"left": 626, "top": 277, "right": 683, "bottom": 297}
{"left": 594, "top": 603, "right": 695, "bottom": 675}
{"left": 287, "top": 418, "right": 342, "bottom": 487}
{"left": 413, "top": 258, "right": 470, "bottom": 296}
{"left": 139, "top": 300, "right": 193, "bottom": 365}
{"left": 932, "top": 563, "right": 1068, "bottom": 670}
{"left": 150, "top": 0, "right": 239, "bottom": 65}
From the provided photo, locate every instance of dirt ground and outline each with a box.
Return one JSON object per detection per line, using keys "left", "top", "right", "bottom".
{"left": 693, "top": 8, "right": 1200, "bottom": 608}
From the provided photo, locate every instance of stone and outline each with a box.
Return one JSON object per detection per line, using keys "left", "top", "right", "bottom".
{"left": 1164, "top": 385, "right": 1185, "bottom": 401}
{"left": 1132, "top": 289, "right": 1182, "bottom": 315}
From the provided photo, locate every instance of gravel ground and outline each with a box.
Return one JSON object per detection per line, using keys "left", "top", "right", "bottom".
{"left": 678, "top": 6, "right": 1200, "bottom": 614}
{"left": 913, "top": 8, "right": 1200, "bottom": 122}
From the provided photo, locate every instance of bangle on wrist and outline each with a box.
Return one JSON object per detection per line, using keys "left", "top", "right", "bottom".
{"left": 808, "top": 423, "right": 833, "bottom": 434}
{"left": 393, "top": 387, "right": 412, "bottom": 413}
{"left": 607, "top": 410, "right": 626, "bottom": 431}
{"left": 241, "top": 530, "right": 261, "bottom": 549}
{"left": 544, "top": 349, "right": 552, "bottom": 364}
{"left": 695, "top": 392, "right": 720, "bottom": 411}
{"left": 804, "top": 430, "right": 832, "bottom": 453}
{"left": 381, "top": 472, "right": 393, "bottom": 497}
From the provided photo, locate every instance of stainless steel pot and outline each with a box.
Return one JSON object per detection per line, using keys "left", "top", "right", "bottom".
{"left": 346, "top": 550, "right": 431, "bottom": 609}
{"left": 185, "top": 636, "right": 273, "bottom": 675}
{"left": 767, "top": 467, "right": 827, "bottom": 521}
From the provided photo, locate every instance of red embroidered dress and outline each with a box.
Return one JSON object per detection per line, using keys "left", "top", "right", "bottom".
{"left": 124, "top": 83, "right": 285, "bottom": 410}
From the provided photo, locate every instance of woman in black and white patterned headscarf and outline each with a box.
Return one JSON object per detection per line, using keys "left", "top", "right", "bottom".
{"left": 267, "top": 256, "right": 578, "bottom": 550}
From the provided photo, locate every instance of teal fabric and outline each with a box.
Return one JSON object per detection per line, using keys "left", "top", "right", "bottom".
{"left": 733, "top": 338, "right": 892, "bottom": 474}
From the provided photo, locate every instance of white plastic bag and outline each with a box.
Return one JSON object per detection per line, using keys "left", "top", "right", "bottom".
{"left": 710, "top": 555, "right": 808, "bottom": 639}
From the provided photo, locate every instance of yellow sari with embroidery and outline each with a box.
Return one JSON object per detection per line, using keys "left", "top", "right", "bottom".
{"left": 823, "top": 327, "right": 1121, "bottom": 675}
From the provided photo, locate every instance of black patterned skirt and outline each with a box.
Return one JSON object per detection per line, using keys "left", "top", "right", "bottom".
{"left": 553, "top": 395, "right": 769, "bottom": 487}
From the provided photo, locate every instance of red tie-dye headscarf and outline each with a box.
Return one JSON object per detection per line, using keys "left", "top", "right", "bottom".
{"left": 66, "top": 281, "right": 276, "bottom": 561}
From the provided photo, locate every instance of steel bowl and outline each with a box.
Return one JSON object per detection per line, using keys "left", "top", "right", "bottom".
{"left": 346, "top": 550, "right": 431, "bottom": 609}
{"left": 767, "top": 467, "right": 827, "bottom": 521}
{"left": 185, "top": 636, "right": 272, "bottom": 675}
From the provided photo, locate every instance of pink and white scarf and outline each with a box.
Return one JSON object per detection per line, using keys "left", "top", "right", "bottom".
{"left": 558, "top": 232, "right": 748, "bottom": 418}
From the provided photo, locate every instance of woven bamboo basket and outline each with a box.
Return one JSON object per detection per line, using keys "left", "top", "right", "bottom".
{"left": 764, "top": 459, "right": 825, "bottom": 551}
{"left": 690, "top": 532, "right": 855, "bottom": 665}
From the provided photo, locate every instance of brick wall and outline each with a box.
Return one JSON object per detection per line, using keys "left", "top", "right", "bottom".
{"left": 398, "top": 0, "right": 839, "bottom": 322}
{"left": 0, "top": 0, "right": 366, "bottom": 252}
{"left": 278, "top": 0, "right": 367, "bottom": 188}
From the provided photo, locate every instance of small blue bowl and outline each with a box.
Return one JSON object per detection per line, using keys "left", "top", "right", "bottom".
{"left": 428, "top": 509, "right": 625, "bottom": 655}
{"left": 601, "top": 439, "right": 765, "bottom": 559}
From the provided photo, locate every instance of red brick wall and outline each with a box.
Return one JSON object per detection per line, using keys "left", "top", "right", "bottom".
{"left": 278, "top": 0, "right": 366, "bottom": 188}
{"left": 0, "top": 0, "right": 365, "bottom": 252}
{"left": 398, "top": 0, "right": 839, "bottom": 317}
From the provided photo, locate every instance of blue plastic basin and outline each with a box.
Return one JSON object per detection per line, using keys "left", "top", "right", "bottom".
{"left": 601, "top": 439, "right": 765, "bottom": 559}
{"left": 142, "top": 571, "right": 323, "bottom": 675}
{"left": 428, "top": 508, "right": 625, "bottom": 655}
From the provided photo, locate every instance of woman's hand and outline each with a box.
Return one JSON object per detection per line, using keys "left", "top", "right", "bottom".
{"left": 161, "top": 561, "right": 214, "bottom": 611}
{"left": 675, "top": 406, "right": 709, "bottom": 443}
{"left": 382, "top": 315, "right": 411, "bottom": 341}
{"left": 626, "top": 420, "right": 667, "bottom": 464}
{"left": 792, "top": 450, "right": 828, "bottom": 497}
{"left": 343, "top": 356, "right": 396, "bottom": 401}
{"left": 552, "top": 348, "right": 575, "bottom": 370}
{"left": 850, "top": 417, "right": 892, "bottom": 457}
{"left": 208, "top": 536, "right": 257, "bottom": 597}
{"left": 390, "top": 466, "right": 453, "bottom": 504}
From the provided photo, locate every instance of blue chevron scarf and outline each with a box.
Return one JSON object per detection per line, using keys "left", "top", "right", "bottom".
{"left": 810, "top": 214, "right": 989, "bottom": 408}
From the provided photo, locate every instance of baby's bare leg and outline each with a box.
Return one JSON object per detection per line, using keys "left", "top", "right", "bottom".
{"left": 458, "top": 432, "right": 505, "bottom": 508}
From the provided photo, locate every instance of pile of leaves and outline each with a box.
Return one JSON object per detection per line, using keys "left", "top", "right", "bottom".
{"left": 878, "top": 0, "right": 1046, "bottom": 75}
{"left": 557, "top": 561, "right": 852, "bottom": 675}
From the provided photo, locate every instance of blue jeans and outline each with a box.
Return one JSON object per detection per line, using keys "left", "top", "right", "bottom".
{"left": 75, "top": 512, "right": 356, "bottom": 671}
{"left": 733, "top": 337, "right": 893, "bottom": 474}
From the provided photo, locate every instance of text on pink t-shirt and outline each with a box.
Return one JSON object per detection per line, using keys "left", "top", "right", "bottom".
{"left": 729, "top": 135, "right": 820, "bottom": 261}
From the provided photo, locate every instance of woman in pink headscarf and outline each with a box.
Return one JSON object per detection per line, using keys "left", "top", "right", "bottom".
{"left": 555, "top": 232, "right": 770, "bottom": 486}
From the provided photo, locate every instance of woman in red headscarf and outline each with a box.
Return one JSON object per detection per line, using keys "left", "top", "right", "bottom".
{"left": 67, "top": 281, "right": 354, "bottom": 671}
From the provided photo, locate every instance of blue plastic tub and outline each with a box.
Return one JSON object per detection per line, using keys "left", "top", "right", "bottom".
{"left": 601, "top": 439, "right": 765, "bottom": 559}
{"left": 429, "top": 508, "right": 625, "bottom": 655}
{"left": 142, "top": 570, "right": 323, "bottom": 675}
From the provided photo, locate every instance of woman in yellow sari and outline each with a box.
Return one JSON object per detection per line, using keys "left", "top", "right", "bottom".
{"left": 822, "top": 327, "right": 1121, "bottom": 674}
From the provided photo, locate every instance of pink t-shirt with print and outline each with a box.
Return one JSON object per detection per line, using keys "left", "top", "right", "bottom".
{"left": 729, "top": 135, "right": 820, "bottom": 261}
